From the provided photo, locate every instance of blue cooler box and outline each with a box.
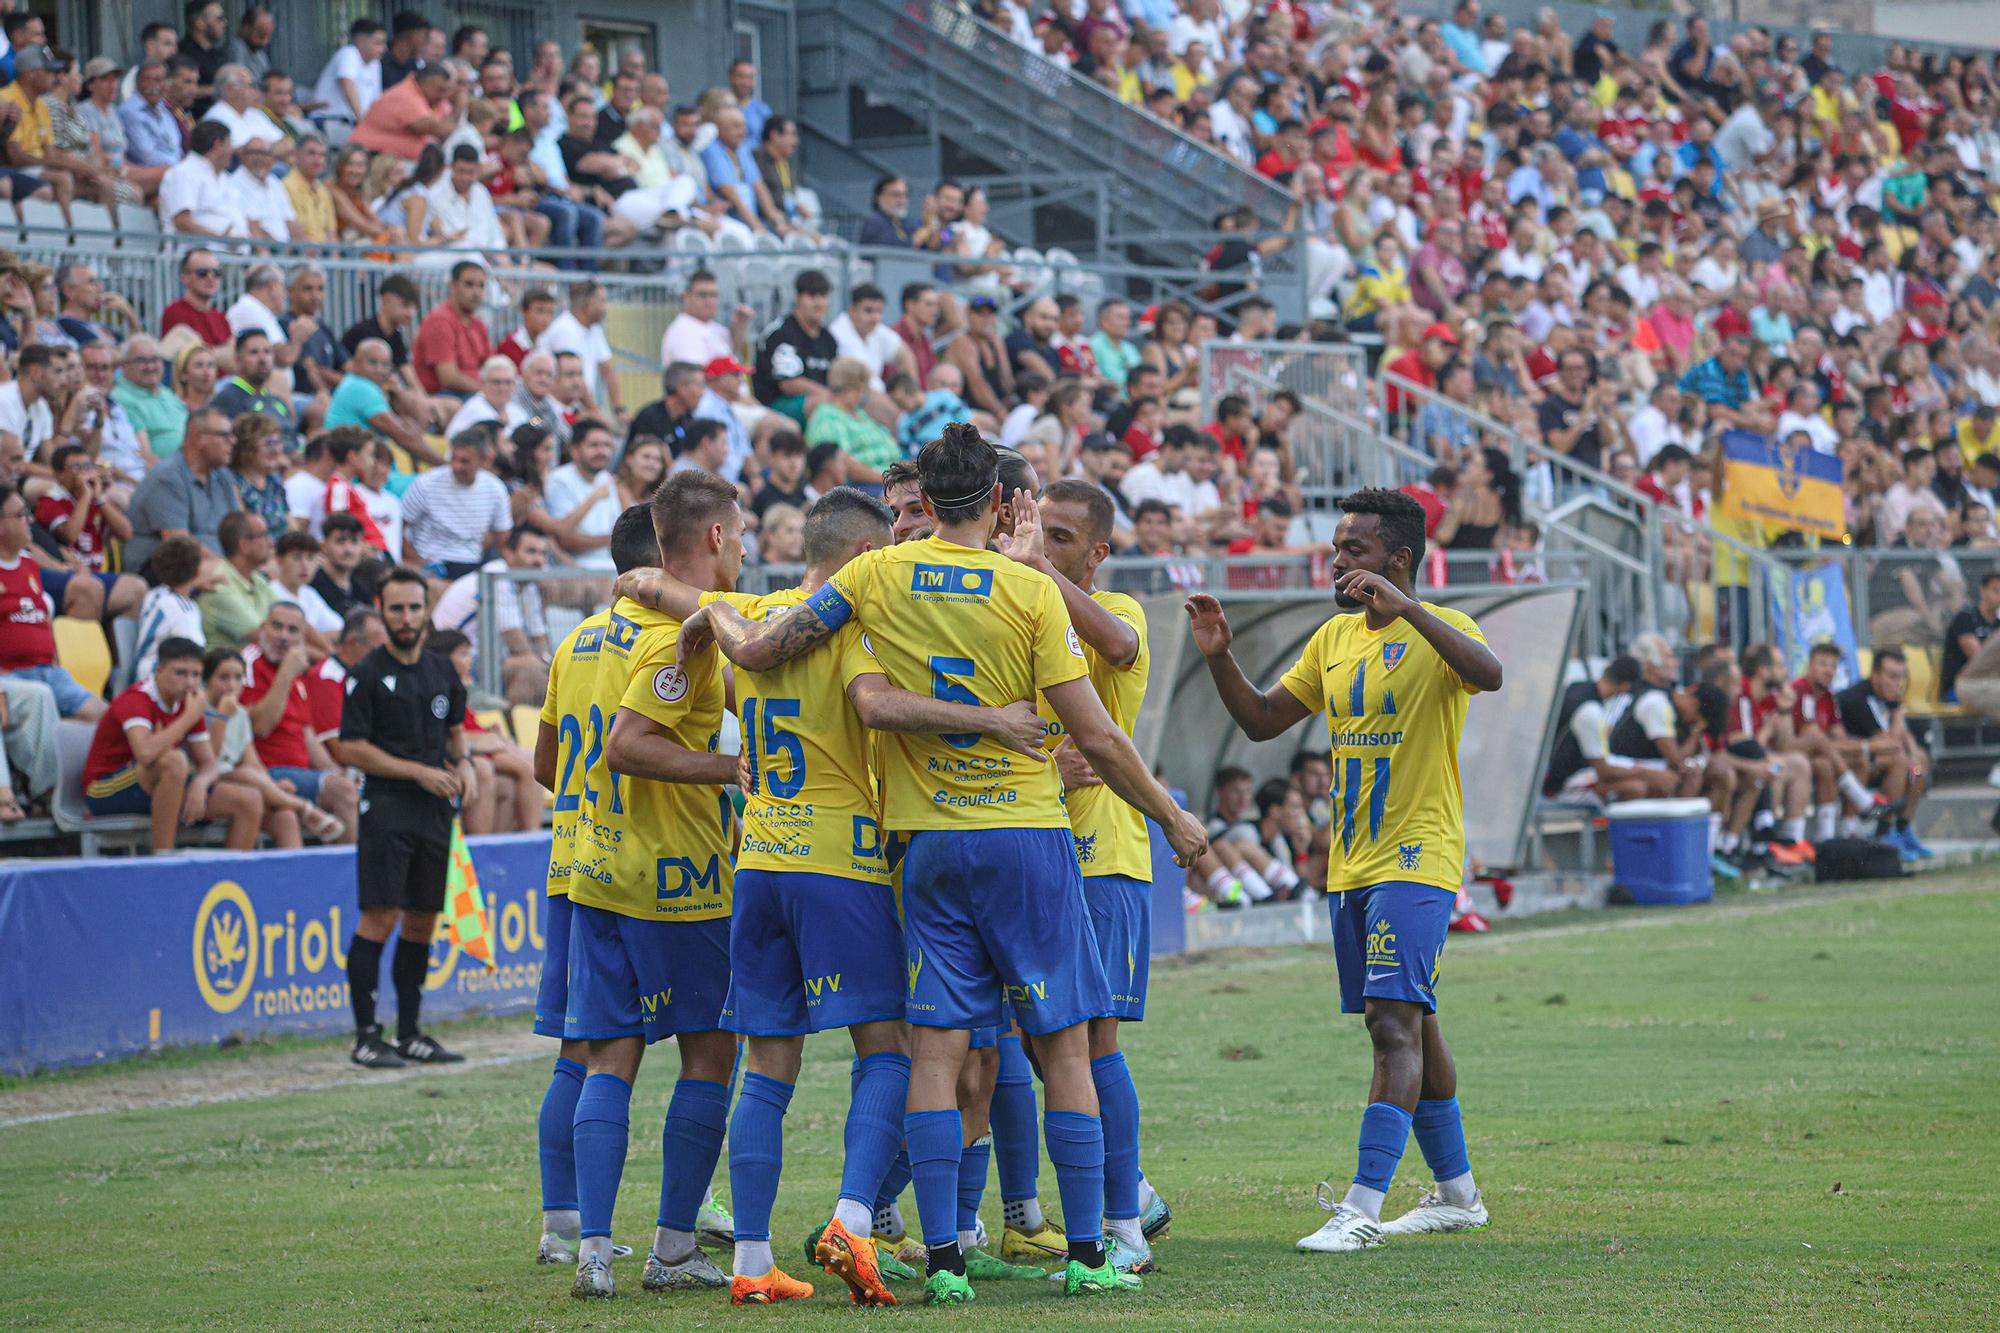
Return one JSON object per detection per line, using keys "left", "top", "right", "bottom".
{"left": 1606, "top": 798, "right": 1713, "bottom": 904}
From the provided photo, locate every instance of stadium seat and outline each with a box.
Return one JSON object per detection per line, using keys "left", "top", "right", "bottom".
{"left": 53, "top": 618, "right": 111, "bottom": 699}
{"left": 68, "top": 202, "right": 116, "bottom": 251}
{"left": 1902, "top": 646, "right": 1965, "bottom": 718}
{"left": 511, "top": 705, "right": 543, "bottom": 748}
{"left": 474, "top": 708, "right": 509, "bottom": 738}
{"left": 49, "top": 720, "right": 151, "bottom": 856}
{"left": 17, "top": 196, "right": 66, "bottom": 238}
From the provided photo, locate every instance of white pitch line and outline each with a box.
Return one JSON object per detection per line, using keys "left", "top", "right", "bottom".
{"left": 0, "top": 1049, "right": 545, "bottom": 1129}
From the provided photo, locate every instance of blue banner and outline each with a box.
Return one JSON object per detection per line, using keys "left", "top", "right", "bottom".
{"left": 1786, "top": 560, "right": 1861, "bottom": 688}
{"left": 0, "top": 833, "right": 556, "bottom": 1074}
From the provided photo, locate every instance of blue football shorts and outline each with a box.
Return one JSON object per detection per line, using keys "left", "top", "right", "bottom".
{"left": 900, "top": 827, "right": 1112, "bottom": 1035}
{"left": 723, "top": 869, "right": 905, "bottom": 1037}
{"left": 1329, "top": 882, "right": 1455, "bottom": 1015}
{"left": 1084, "top": 874, "right": 1152, "bottom": 1021}
{"left": 533, "top": 891, "right": 573, "bottom": 1039}
{"left": 564, "top": 901, "right": 730, "bottom": 1042}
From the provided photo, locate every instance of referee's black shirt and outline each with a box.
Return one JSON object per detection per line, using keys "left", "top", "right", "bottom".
{"left": 339, "top": 646, "right": 465, "bottom": 799}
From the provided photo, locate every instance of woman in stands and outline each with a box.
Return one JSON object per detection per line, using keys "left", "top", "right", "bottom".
{"left": 172, "top": 343, "right": 218, "bottom": 420}
{"left": 373, "top": 146, "right": 462, "bottom": 257}
{"left": 225, "top": 415, "right": 290, "bottom": 535}
{"left": 200, "top": 646, "right": 344, "bottom": 847}
{"left": 329, "top": 144, "right": 400, "bottom": 246}
{"left": 1140, "top": 299, "right": 1197, "bottom": 398}
{"left": 498, "top": 422, "right": 562, "bottom": 544}
{"left": 426, "top": 629, "right": 543, "bottom": 834}
{"left": 614, "top": 436, "right": 666, "bottom": 509}
{"left": 949, "top": 186, "right": 1027, "bottom": 296}
{"left": 1433, "top": 446, "right": 1519, "bottom": 579}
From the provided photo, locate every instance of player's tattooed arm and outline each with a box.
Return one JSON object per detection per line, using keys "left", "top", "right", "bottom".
{"left": 847, "top": 675, "right": 1050, "bottom": 760}
{"left": 680, "top": 598, "right": 837, "bottom": 672}
{"left": 609, "top": 567, "right": 706, "bottom": 620}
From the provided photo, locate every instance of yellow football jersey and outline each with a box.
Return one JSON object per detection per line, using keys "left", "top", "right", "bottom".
{"left": 1038, "top": 589, "right": 1151, "bottom": 881}
{"left": 563, "top": 601, "right": 733, "bottom": 922}
{"left": 816, "top": 535, "right": 1088, "bottom": 831}
{"left": 700, "top": 587, "right": 892, "bottom": 885}
{"left": 539, "top": 607, "right": 632, "bottom": 898}
{"left": 1278, "top": 603, "right": 1487, "bottom": 894}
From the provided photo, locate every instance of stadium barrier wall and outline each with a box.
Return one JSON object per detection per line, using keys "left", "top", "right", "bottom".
{"left": 0, "top": 833, "right": 555, "bottom": 1075}
{"left": 0, "top": 828, "right": 1189, "bottom": 1075}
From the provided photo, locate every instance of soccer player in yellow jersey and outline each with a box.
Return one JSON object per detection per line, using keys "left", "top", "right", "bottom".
{"left": 1185, "top": 488, "right": 1504, "bottom": 1255}
{"left": 549, "top": 476, "right": 742, "bottom": 1301}
{"left": 528, "top": 505, "right": 661, "bottom": 1272}
{"left": 1017, "top": 480, "right": 1165, "bottom": 1273}
{"left": 614, "top": 487, "right": 1049, "bottom": 1306}
{"left": 672, "top": 425, "right": 1207, "bottom": 1303}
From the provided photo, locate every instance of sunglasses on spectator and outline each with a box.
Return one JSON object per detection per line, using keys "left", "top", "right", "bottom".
{"left": 187, "top": 267, "right": 220, "bottom": 278}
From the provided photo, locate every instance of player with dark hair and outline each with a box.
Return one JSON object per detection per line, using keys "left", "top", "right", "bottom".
{"left": 1185, "top": 487, "right": 1503, "bottom": 1252}
{"left": 614, "top": 485, "right": 1052, "bottom": 1305}
{"left": 528, "top": 504, "right": 663, "bottom": 1269}
{"left": 1543, "top": 656, "right": 1680, "bottom": 802}
{"left": 333, "top": 567, "right": 473, "bottom": 1069}
{"left": 1012, "top": 477, "right": 1171, "bottom": 1269}
{"left": 646, "top": 422, "right": 1207, "bottom": 1302}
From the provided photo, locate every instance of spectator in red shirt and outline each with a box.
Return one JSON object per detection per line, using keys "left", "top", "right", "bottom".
{"left": 1203, "top": 394, "right": 1253, "bottom": 465}
{"left": 0, "top": 485, "right": 106, "bottom": 720}
{"left": 239, "top": 601, "right": 359, "bottom": 840}
{"left": 37, "top": 445, "right": 132, "bottom": 572}
{"left": 305, "top": 607, "right": 387, "bottom": 747}
{"left": 1383, "top": 321, "right": 1459, "bottom": 418}
{"left": 159, "top": 247, "right": 235, "bottom": 375}
{"left": 892, "top": 281, "right": 941, "bottom": 388}
{"left": 411, "top": 261, "right": 494, "bottom": 399}
{"left": 497, "top": 287, "right": 555, "bottom": 369}
{"left": 81, "top": 636, "right": 260, "bottom": 851}
{"left": 1401, "top": 465, "right": 1459, "bottom": 539}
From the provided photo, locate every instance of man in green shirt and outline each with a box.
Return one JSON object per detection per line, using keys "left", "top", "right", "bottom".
{"left": 200, "top": 511, "right": 280, "bottom": 649}
{"left": 1089, "top": 298, "right": 1143, "bottom": 391}
{"left": 110, "top": 335, "right": 189, "bottom": 459}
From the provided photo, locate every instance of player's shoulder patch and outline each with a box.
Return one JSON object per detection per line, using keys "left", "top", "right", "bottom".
{"left": 651, "top": 665, "right": 690, "bottom": 704}
{"left": 1066, "top": 624, "right": 1084, "bottom": 657}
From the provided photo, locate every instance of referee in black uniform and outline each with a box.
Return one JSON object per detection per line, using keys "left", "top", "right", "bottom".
{"left": 334, "top": 567, "right": 474, "bottom": 1068}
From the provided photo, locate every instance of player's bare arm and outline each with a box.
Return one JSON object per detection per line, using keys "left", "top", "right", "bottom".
{"left": 679, "top": 599, "right": 837, "bottom": 673}
{"left": 1043, "top": 675, "right": 1207, "bottom": 866}
{"left": 846, "top": 674, "right": 1051, "bottom": 761}
{"left": 1184, "top": 593, "right": 1315, "bottom": 741}
{"left": 611, "top": 567, "right": 704, "bottom": 621}
{"left": 533, "top": 719, "right": 558, "bottom": 790}
{"left": 1335, "top": 570, "right": 1504, "bottom": 692}
{"left": 604, "top": 706, "right": 740, "bottom": 785}
{"left": 998, "top": 488, "right": 1140, "bottom": 666}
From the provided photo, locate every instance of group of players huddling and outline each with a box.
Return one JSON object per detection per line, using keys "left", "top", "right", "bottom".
{"left": 527, "top": 422, "right": 1502, "bottom": 1306}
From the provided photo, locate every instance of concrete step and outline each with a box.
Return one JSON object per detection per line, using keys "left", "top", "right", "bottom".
{"left": 1913, "top": 781, "right": 2000, "bottom": 843}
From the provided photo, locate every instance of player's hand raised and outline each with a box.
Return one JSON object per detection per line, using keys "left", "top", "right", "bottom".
{"left": 1184, "top": 593, "right": 1233, "bottom": 656}
{"left": 1335, "top": 570, "right": 1418, "bottom": 619}
{"left": 614, "top": 568, "right": 667, "bottom": 611}
{"left": 985, "top": 699, "right": 1051, "bottom": 760}
{"left": 1052, "top": 737, "right": 1102, "bottom": 790}
{"left": 994, "top": 488, "right": 1044, "bottom": 564}
{"left": 1163, "top": 806, "right": 1209, "bottom": 867}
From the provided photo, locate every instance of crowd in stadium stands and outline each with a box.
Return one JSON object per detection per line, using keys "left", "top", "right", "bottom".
{"left": 2, "top": 0, "right": 1999, "bottom": 851}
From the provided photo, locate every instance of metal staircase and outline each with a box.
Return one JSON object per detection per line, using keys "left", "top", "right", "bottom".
{"left": 794, "top": 0, "right": 1293, "bottom": 268}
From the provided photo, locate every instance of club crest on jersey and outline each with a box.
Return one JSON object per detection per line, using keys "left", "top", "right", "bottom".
{"left": 652, "top": 665, "right": 689, "bottom": 703}
{"left": 430, "top": 694, "right": 449, "bottom": 719}
{"left": 1398, "top": 842, "right": 1422, "bottom": 871}
{"left": 1382, "top": 643, "right": 1408, "bottom": 673}
{"left": 1073, "top": 831, "right": 1097, "bottom": 864}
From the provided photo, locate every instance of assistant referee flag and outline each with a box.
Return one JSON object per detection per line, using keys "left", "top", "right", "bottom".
{"left": 444, "top": 820, "right": 496, "bottom": 970}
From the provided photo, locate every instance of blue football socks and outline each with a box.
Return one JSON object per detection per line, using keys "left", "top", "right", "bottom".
{"left": 990, "top": 1034, "right": 1041, "bottom": 1205}
{"left": 659, "top": 1078, "right": 730, "bottom": 1232}
{"left": 727, "top": 1072, "right": 793, "bottom": 1245}
{"left": 572, "top": 1072, "right": 632, "bottom": 1240}
{"left": 840, "top": 1051, "right": 910, "bottom": 1210}
{"left": 538, "top": 1056, "right": 585, "bottom": 1216}
{"left": 957, "top": 1135, "right": 992, "bottom": 1238}
{"left": 1091, "top": 1051, "right": 1142, "bottom": 1223}
{"left": 1042, "top": 1109, "right": 1105, "bottom": 1255}
{"left": 904, "top": 1107, "right": 963, "bottom": 1250}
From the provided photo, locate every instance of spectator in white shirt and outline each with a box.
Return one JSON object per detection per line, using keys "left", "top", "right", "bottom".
{"left": 201, "top": 64, "right": 289, "bottom": 159}
{"left": 446, "top": 356, "right": 527, "bottom": 436}
{"left": 224, "top": 262, "right": 299, "bottom": 380}
{"left": 428, "top": 528, "right": 553, "bottom": 704}
{"left": 311, "top": 18, "right": 386, "bottom": 134}
{"left": 159, "top": 121, "right": 248, "bottom": 238}
{"left": 1775, "top": 382, "right": 1840, "bottom": 454}
{"left": 425, "top": 144, "right": 509, "bottom": 262}
{"left": 536, "top": 281, "right": 623, "bottom": 421}
{"left": 828, "top": 282, "right": 918, "bottom": 396}
{"left": 399, "top": 426, "right": 513, "bottom": 576}
{"left": 228, "top": 142, "right": 296, "bottom": 243}
{"left": 1626, "top": 382, "right": 1690, "bottom": 467}
{"left": 661, "top": 269, "right": 752, "bottom": 368}
{"left": 540, "top": 417, "right": 620, "bottom": 569}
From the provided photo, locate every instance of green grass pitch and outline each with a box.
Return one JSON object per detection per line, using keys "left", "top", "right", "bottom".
{"left": 2, "top": 874, "right": 1995, "bottom": 1330}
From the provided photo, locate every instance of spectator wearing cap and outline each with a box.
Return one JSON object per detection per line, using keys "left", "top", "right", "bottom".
{"left": 1382, "top": 320, "right": 1458, "bottom": 416}
{"left": 2, "top": 45, "right": 71, "bottom": 204}
{"left": 158, "top": 120, "right": 247, "bottom": 238}
{"left": 349, "top": 60, "right": 457, "bottom": 162}
{"left": 944, "top": 292, "right": 1012, "bottom": 418}
{"left": 694, "top": 356, "right": 755, "bottom": 482}
{"left": 78, "top": 55, "right": 152, "bottom": 200}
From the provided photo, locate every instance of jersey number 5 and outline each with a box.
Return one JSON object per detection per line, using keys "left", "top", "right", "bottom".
{"left": 930, "top": 655, "right": 980, "bottom": 749}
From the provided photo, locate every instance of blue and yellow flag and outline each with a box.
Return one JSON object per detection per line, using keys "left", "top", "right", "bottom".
{"left": 1718, "top": 429, "right": 1845, "bottom": 540}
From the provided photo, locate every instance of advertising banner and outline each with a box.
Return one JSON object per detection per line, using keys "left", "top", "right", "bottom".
{"left": 0, "top": 833, "right": 555, "bottom": 1074}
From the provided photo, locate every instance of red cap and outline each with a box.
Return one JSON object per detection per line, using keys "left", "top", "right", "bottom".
{"left": 704, "top": 355, "right": 751, "bottom": 378}
{"left": 1422, "top": 320, "right": 1460, "bottom": 345}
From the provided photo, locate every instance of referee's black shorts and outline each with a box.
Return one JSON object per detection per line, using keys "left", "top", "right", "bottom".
{"left": 357, "top": 793, "right": 454, "bottom": 913}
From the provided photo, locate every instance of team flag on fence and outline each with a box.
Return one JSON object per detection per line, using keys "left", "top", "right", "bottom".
{"left": 444, "top": 820, "right": 496, "bottom": 971}
{"left": 1718, "top": 428, "right": 1845, "bottom": 540}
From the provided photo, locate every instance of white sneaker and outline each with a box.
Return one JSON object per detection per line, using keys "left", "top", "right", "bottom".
{"left": 539, "top": 1231, "right": 577, "bottom": 1265}
{"left": 696, "top": 1195, "right": 736, "bottom": 1249}
{"left": 571, "top": 1255, "right": 615, "bottom": 1299}
{"left": 1379, "top": 1190, "right": 1490, "bottom": 1236}
{"left": 641, "top": 1248, "right": 730, "bottom": 1291}
{"left": 1296, "top": 1185, "right": 1384, "bottom": 1253}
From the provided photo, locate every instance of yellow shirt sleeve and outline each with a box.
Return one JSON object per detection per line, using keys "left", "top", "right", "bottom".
{"left": 1030, "top": 576, "right": 1091, "bottom": 693}
{"left": 619, "top": 622, "right": 702, "bottom": 728}
{"left": 1280, "top": 625, "right": 1327, "bottom": 713}
{"left": 838, "top": 625, "right": 882, "bottom": 691}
